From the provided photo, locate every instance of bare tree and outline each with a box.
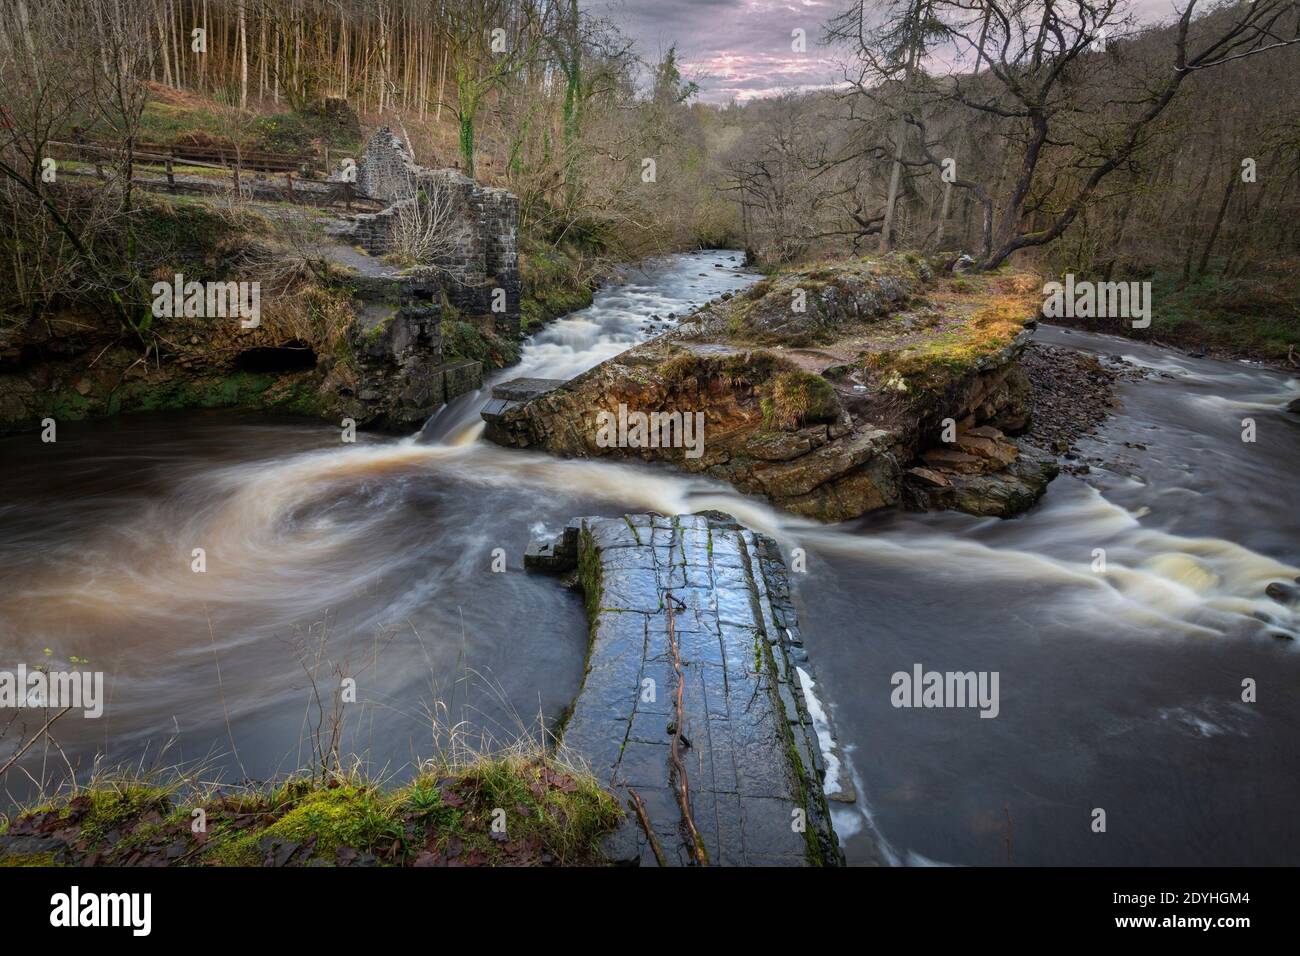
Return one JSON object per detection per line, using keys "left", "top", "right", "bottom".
{"left": 831, "top": 0, "right": 1300, "bottom": 269}
{"left": 386, "top": 174, "right": 471, "bottom": 274}
{"left": 0, "top": 0, "right": 141, "bottom": 332}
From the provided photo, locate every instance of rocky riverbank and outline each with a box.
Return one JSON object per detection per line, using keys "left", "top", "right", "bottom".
{"left": 485, "top": 254, "right": 1059, "bottom": 521}
{"left": 0, "top": 128, "right": 532, "bottom": 434}
{"left": 0, "top": 753, "right": 622, "bottom": 867}
{"left": 1021, "top": 341, "right": 1127, "bottom": 454}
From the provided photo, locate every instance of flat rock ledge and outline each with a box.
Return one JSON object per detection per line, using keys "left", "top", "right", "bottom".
{"left": 529, "top": 512, "right": 846, "bottom": 867}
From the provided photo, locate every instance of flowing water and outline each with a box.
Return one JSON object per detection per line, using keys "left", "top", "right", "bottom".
{"left": 1, "top": 250, "right": 1297, "bottom": 866}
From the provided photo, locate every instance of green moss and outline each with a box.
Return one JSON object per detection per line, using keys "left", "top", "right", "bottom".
{"left": 577, "top": 525, "right": 605, "bottom": 623}
{"left": 403, "top": 756, "right": 622, "bottom": 865}
{"left": 622, "top": 516, "right": 644, "bottom": 546}
{"left": 519, "top": 240, "right": 596, "bottom": 332}
{"left": 720, "top": 254, "right": 936, "bottom": 346}
{"left": 38, "top": 784, "right": 174, "bottom": 850}
{"left": 441, "top": 319, "right": 520, "bottom": 369}
{"left": 210, "top": 781, "right": 390, "bottom": 866}
{"left": 362, "top": 307, "right": 397, "bottom": 343}
{"left": 750, "top": 632, "right": 832, "bottom": 867}
{"left": 46, "top": 389, "right": 94, "bottom": 421}
{"left": 111, "top": 371, "right": 277, "bottom": 414}
{"left": 0, "top": 852, "right": 64, "bottom": 867}
{"left": 22, "top": 368, "right": 328, "bottom": 432}
{"left": 235, "top": 784, "right": 397, "bottom": 860}
{"left": 761, "top": 370, "right": 839, "bottom": 431}
{"left": 521, "top": 284, "right": 593, "bottom": 332}
{"left": 6, "top": 750, "right": 621, "bottom": 868}
{"left": 785, "top": 737, "right": 823, "bottom": 865}
{"left": 264, "top": 375, "right": 329, "bottom": 416}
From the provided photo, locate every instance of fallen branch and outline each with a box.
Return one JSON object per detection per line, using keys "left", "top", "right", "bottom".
{"left": 625, "top": 787, "right": 666, "bottom": 867}
{"left": 665, "top": 590, "right": 708, "bottom": 866}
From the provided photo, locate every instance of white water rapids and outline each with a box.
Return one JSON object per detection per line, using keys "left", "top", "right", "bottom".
{"left": 1, "top": 250, "right": 1296, "bottom": 864}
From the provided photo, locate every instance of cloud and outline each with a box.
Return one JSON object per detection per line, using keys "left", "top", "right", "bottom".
{"left": 584, "top": 0, "right": 1198, "bottom": 104}
{"left": 584, "top": 0, "right": 844, "bottom": 103}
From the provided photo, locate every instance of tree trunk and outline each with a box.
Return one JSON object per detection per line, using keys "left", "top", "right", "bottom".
{"left": 878, "top": 116, "right": 906, "bottom": 253}
{"left": 934, "top": 179, "right": 953, "bottom": 249}
{"left": 1181, "top": 160, "right": 1214, "bottom": 282}
{"left": 1196, "top": 169, "right": 1237, "bottom": 278}
{"left": 238, "top": 0, "right": 248, "bottom": 108}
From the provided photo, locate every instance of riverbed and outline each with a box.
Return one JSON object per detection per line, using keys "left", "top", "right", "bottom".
{"left": 1, "top": 250, "right": 1296, "bottom": 866}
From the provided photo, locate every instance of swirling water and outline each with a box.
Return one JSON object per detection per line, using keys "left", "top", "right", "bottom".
{"left": 1, "top": 252, "right": 1296, "bottom": 865}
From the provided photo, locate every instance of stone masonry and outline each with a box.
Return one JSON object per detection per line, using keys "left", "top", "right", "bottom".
{"left": 354, "top": 126, "right": 423, "bottom": 203}
{"left": 529, "top": 512, "right": 844, "bottom": 867}
{"left": 343, "top": 274, "right": 483, "bottom": 430}
{"left": 325, "top": 127, "right": 529, "bottom": 428}
{"left": 346, "top": 127, "right": 521, "bottom": 338}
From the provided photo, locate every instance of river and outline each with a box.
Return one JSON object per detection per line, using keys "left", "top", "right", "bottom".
{"left": 1, "top": 249, "right": 1296, "bottom": 866}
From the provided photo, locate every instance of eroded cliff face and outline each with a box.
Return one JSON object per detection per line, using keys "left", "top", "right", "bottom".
{"left": 484, "top": 254, "right": 1058, "bottom": 522}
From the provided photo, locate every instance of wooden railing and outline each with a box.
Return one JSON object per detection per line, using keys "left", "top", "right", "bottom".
{"left": 50, "top": 138, "right": 315, "bottom": 173}
{"left": 46, "top": 138, "right": 377, "bottom": 210}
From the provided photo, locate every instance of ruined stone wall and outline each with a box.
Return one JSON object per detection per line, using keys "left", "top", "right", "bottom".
{"left": 481, "top": 188, "right": 522, "bottom": 338}
{"left": 354, "top": 126, "right": 420, "bottom": 204}
{"left": 425, "top": 169, "right": 488, "bottom": 305}
{"left": 346, "top": 127, "right": 521, "bottom": 338}
{"left": 342, "top": 274, "right": 484, "bottom": 430}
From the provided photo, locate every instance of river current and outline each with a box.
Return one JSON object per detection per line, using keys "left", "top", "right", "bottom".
{"left": 1, "top": 249, "right": 1296, "bottom": 865}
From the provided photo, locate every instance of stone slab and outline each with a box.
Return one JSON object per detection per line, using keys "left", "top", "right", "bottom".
{"left": 538, "top": 512, "right": 845, "bottom": 867}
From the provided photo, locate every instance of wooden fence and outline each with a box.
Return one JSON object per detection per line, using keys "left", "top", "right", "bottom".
{"left": 46, "top": 138, "right": 376, "bottom": 210}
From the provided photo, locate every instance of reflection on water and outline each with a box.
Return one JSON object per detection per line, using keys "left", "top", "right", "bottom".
{"left": 1, "top": 254, "right": 1297, "bottom": 866}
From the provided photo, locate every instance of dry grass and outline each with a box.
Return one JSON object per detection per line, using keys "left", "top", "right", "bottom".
{"left": 0, "top": 620, "right": 624, "bottom": 868}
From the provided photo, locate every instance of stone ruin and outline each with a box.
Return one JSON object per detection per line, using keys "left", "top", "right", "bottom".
{"left": 349, "top": 126, "right": 520, "bottom": 335}
{"left": 333, "top": 127, "right": 524, "bottom": 430}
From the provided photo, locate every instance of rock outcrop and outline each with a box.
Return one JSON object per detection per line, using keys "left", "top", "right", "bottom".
{"left": 530, "top": 512, "right": 846, "bottom": 866}
{"left": 0, "top": 127, "right": 525, "bottom": 433}
{"left": 485, "top": 255, "right": 1057, "bottom": 521}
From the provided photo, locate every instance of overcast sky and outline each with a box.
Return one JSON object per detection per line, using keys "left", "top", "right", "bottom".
{"left": 583, "top": 0, "right": 1193, "bottom": 104}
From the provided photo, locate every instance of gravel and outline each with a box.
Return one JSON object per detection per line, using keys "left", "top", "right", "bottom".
{"left": 1021, "top": 343, "right": 1140, "bottom": 466}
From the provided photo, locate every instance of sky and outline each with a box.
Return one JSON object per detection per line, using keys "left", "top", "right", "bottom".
{"left": 583, "top": 0, "right": 1194, "bottom": 104}
{"left": 584, "top": 0, "right": 846, "bottom": 103}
